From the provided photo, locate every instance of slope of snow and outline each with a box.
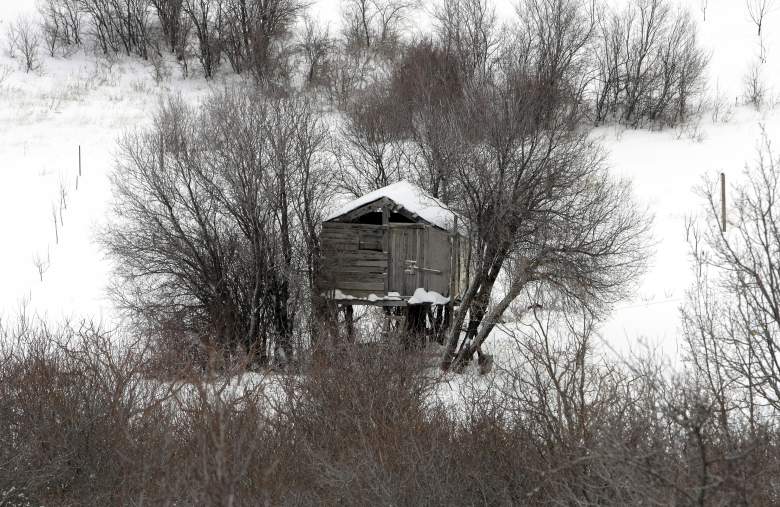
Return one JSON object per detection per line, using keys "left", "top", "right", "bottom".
{"left": 0, "top": 0, "right": 780, "bottom": 363}
{"left": 596, "top": 107, "right": 780, "bottom": 359}
{"left": 0, "top": 15, "right": 231, "bottom": 326}
{"left": 325, "top": 179, "right": 458, "bottom": 230}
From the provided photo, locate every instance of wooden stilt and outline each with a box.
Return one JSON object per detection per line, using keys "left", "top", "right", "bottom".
{"left": 345, "top": 305, "right": 355, "bottom": 343}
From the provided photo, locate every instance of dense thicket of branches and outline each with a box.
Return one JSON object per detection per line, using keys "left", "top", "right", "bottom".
{"left": 31, "top": 0, "right": 709, "bottom": 123}
{"left": 102, "top": 90, "right": 330, "bottom": 366}
{"left": 439, "top": 71, "right": 649, "bottom": 369}
{"left": 684, "top": 131, "right": 780, "bottom": 419}
{"left": 2, "top": 315, "right": 780, "bottom": 505}
{"left": 35, "top": 0, "right": 305, "bottom": 82}
{"left": 592, "top": 0, "right": 710, "bottom": 126}
{"left": 330, "top": 0, "right": 651, "bottom": 370}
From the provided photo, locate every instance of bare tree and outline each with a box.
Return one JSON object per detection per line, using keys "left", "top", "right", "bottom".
{"left": 387, "top": 40, "right": 465, "bottom": 201}
{"left": 103, "top": 90, "right": 331, "bottom": 366}
{"left": 441, "top": 83, "right": 649, "bottom": 371}
{"left": 39, "top": 1, "right": 63, "bottom": 56}
{"left": 323, "top": 42, "right": 373, "bottom": 107}
{"left": 219, "top": 0, "right": 305, "bottom": 83}
{"left": 150, "top": 0, "right": 185, "bottom": 51}
{"left": 685, "top": 130, "right": 780, "bottom": 414}
{"left": 7, "top": 17, "right": 42, "bottom": 73}
{"left": 297, "top": 15, "right": 332, "bottom": 88}
{"left": 591, "top": 0, "right": 709, "bottom": 127}
{"left": 342, "top": 0, "right": 417, "bottom": 55}
{"left": 182, "top": 0, "right": 223, "bottom": 77}
{"left": 32, "top": 249, "right": 51, "bottom": 282}
{"left": 432, "top": 0, "right": 498, "bottom": 83}
{"left": 434, "top": 0, "right": 649, "bottom": 371}
{"left": 746, "top": 0, "right": 773, "bottom": 36}
{"left": 333, "top": 85, "right": 407, "bottom": 197}
{"left": 592, "top": 4, "right": 625, "bottom": 124}
{"left": 79, "top": 0, "right": 154, "bottom": 58}
{"left": 38, "top": 0, "right": 82, "bottom": 50}
{"left": 743, "top": 59, "right": 766, "bottom": 109}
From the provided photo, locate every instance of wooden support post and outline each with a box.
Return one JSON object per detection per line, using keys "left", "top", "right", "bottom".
{"left": 450, "top": 216, "right": 458, "bottom": 299}
{"left": 78, "top": 145, "right": 81, "bottom": 177}
{"left": 721, "top": 172, "right": 726, "bottom": 232}
{"left": 404, "top": 304, "right": 426, "bottom": 349}
{"left": 383, "top": 207, "right": 390, "bottom": 293}
{"left": 345, "top": 305, "right": 355, "bottom": 343}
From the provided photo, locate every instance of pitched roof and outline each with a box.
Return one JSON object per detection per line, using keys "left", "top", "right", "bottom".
{"left": 326, "top": 180, "right": 457, "bottom": 230}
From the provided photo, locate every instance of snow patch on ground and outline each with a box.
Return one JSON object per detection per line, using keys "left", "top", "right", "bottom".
{"left": 408, "top": 288, "right": 449, "bottom": 305}
{"left": 0, "top": 40, "right": 230, "bottom": 326}
{"left": 325, "top": 289, "right": 404, "bottom": 302}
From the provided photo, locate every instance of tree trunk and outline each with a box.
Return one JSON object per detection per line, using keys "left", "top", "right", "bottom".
{"left": 441, "top": 244, "right": 507, "bottom": 370}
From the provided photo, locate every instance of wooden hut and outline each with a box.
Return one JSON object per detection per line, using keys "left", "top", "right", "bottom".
{"left": 319, "top": 181, "right": 464, "bottom": 310}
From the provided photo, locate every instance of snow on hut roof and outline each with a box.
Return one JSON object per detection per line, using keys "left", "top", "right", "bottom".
{"left": 326, "top": 180, "right": 457, "bottom": 231}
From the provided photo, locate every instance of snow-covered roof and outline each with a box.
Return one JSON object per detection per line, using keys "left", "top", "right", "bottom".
{"left": 326, "top": 180, "right": 457, "bottom": 231}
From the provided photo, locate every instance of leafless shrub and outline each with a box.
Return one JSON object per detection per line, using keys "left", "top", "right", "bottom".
{"left": 324, "top": 45, "right": 373, "bottom": 107}
{"left": 150, "top": 0, "right": 184, "bottom": 52}
{"left": 3, "top": 310, "right": 780, "bottom": 504}
{"left": 103, "top": 89, "right": 332, "bottom": 366}
{"left": 0, "top": 64, "right": 11, "bottom": 87}
{"left": 710, "top": 82, "right": 735, "bottom": 123}
{"left": 0, "top": 317, "right": 180, "bottom": 504}
{"left": 32, "top": 249, "right": 50, "bottom": 282}
{"left": 743, "top": 59, "right": 766, "bottom": 109}
{"left": 341, "top": 0, "right": 418, "bottom": 59}
{"left": 148, "top": 45, "right": 172, "bottom": 83}
{"left": 79, "top": 0, "right": 154, "bottom": 58}
{"left": 37, "top": 0, "right": 82, "bottom": 52}
{"left": 297, "top": 15, "right": 333, "bottom": 89}
{"left": 333, "top": 85, "right": 408, "bottom": 197}
{"left": 7, "top": 17, "right": 42, "bottom": 73}
{"left": 591, "top": 0, "right": 709, "bottom": 128}
{"left": 432, "top": 0, "right": 498, "bottom": 82}
{"left": 685, "top": 130, "right": 780, "bottom": 414}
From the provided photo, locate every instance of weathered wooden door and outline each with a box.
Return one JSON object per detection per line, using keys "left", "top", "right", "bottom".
{"left": 387, "top": 225, "right": 452, "bottom": 297}
{"left": 388, "top": 225, "right": 424, "bottom": 297}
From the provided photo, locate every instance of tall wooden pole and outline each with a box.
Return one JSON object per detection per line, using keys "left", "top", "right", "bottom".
{"left": 721, "top": 172, "right": 726, "bottom": 232}
{"left": 78, "top": 145, "right": 82, "bottom": 177}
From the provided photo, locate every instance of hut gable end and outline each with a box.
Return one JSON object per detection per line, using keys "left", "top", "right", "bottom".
{"left": 325, "top": 180, "right": 455, "bottom": 231}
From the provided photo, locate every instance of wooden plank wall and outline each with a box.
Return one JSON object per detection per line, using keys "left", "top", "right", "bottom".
{"left": 320, "top": 221, "right": 456, "bottom": 300}
{"left": 424, "top": 227, "right": 451, "bottom": 295}
{"left": 320, "top": 222, "right": 387, "bottom": 295}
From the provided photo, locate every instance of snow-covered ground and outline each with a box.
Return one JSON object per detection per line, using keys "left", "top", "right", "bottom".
{"left": 2, "top": 0, "right": 780, "bottom": 364}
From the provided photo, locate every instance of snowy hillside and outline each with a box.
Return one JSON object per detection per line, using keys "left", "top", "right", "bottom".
{"left": 0, "top": 0, "right": 779, "bottom": 361}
